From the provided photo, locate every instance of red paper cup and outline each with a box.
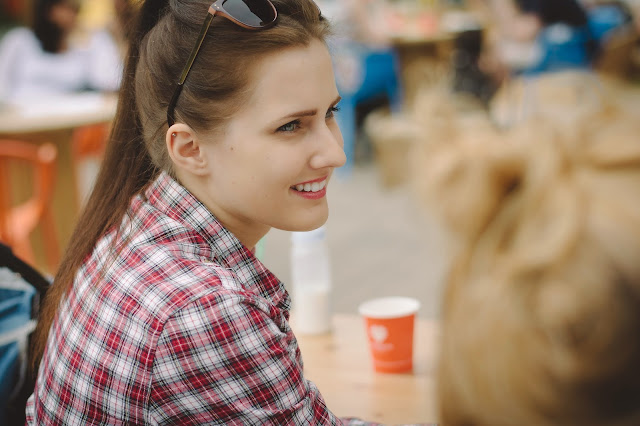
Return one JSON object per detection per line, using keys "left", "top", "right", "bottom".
{"left": 358, "top": 297, "right": 421, "bottom": 374}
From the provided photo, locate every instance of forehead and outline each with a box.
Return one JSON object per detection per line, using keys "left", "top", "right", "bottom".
{"left": 240, "top": 39, "right": 338, "bottom": 117}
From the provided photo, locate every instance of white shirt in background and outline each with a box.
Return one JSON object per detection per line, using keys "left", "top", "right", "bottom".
{"left": 0, "top": 27, "right": 122, "bottom": 103}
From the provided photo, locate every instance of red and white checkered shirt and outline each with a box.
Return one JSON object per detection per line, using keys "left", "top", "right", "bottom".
{"left": 26, "top": 171, "right": 374, "bottom": 425}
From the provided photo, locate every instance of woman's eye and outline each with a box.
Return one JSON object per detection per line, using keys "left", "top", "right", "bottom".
{"left": 278, "top": 120, "right": 301, "bottom": 132}
{"left": 326, "top": 106, "right": 340, "bottom": 119}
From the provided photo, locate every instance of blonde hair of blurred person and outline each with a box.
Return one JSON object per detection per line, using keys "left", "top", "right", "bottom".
{"left": 413, "top": 108, "right": 640, "bottom": 425}
{"left": 0, "top": 0, "right": 122, "bottom": 102}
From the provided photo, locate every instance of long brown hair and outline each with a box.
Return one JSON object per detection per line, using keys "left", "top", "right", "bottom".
{"left": 32, "top": 0, "right": 329, "bottom": 370}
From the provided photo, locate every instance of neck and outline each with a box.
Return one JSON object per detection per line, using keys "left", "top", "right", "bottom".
{"left": 175, "top": 171, "right": 270, "bottom": 251}
{"left": 227, "top": 224, "right": 270, "bottom": 252}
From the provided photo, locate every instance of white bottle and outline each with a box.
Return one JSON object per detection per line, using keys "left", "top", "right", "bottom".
{"left": 290, "top": 226, "right": 332, "bottom": 335}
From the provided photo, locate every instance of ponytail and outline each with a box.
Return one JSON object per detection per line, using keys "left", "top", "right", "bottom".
{"left": 31, "top": 0, "right": 170, "bottom": 370}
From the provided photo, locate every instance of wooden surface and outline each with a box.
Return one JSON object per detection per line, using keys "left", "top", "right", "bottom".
{"left": 0, "top": 93, "right": 117, "bottom": 134}
{"left": 0, "top": 94, "right": 117, "bottom": 273}
{"left": 293, "top": 314, "right": 440, "bottom": 425}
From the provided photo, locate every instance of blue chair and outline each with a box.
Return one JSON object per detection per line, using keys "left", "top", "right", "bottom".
{"left": 588, "top": 5, "right": 628, "bottom": 43}
{"left": 332, "top": 43, "right": 403, "bottom": 174}
{"left": 523, "top": 24, "right": 592, "bottom": 75}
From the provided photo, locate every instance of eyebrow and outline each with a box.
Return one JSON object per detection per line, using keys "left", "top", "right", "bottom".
{"left": 276, "top": 95, "right": 342, "bottom": 121}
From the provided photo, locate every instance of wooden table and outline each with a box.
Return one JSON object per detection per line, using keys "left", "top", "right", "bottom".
{"left": 0, "top": 93, "right": 117, "bottom": 273}
{"left": 0, "top": 93, "right": 117, "bottom": 133}
{"left": 293, "top": 314, "right": 440, "bottom": 425}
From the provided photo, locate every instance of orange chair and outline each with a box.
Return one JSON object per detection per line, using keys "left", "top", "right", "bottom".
{"left": 71, "top": 123, "right": 110, "bottom": 207}
{"left": 0, "top": 140, "right": 59, "bottom": 272}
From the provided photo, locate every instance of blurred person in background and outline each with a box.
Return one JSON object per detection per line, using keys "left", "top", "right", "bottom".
{"left": 414, "top": 108, "right": 640, "bottom": 424}
{"left": 315, "top": 0, "right": 402, "bottom": 168}
{"left": 495, "top": 0, "right": 590, "bottom": 41}
{"left": 481, "top": 0, "right": 595, "bottom": 73}
{"left": 0, "top": 0, "right": 122, "bottom": 103}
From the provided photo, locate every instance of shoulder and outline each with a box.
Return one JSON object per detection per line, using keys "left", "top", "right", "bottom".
{"left": 79, "top": 192, "right": 263, "bottom": 332}
{"left": 97, "top": 237, "right": 245, "bottom": 324}
{"left": 89, "top": 202, "right": 249, "bottom": 321}
{"left": 67, "top": 237, "right": 251, "bottom": 372}
{"left": 0, "top": 27, "right": 39, "bottom": 50}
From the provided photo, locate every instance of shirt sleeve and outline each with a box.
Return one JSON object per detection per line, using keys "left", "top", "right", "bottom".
{"left": 148, "top": 291, "right": 378, "bottom": 425}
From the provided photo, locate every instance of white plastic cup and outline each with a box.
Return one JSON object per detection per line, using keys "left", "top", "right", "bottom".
{"left": 291, "top": 227, "right": 332, "bottom": 334}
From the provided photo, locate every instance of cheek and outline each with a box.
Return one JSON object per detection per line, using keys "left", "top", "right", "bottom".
{"left": 217, "top": 138, "right": 307, "bottom": 194}
{"left": 264, "top": 152, "right": 306, "bottom": 187}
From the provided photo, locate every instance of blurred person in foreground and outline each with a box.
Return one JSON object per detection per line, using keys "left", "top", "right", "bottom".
{"left": 414, "top": 103, "right": 640, "bottom": 424}
{"left": 0, "top": 0, "right": 122, "bottom": 103}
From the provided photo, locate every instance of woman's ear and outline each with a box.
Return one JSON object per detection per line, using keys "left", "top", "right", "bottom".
{"left": 166, "top": 124, "right": 209, "bottom": 176}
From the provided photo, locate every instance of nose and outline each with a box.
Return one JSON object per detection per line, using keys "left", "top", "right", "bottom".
{"left": 309, "top": 122, "right": 347, "bottom": 170}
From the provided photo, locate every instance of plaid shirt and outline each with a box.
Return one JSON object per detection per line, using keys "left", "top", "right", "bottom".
{"left": 26, "top": 172, "right": 374, "bottom": 425}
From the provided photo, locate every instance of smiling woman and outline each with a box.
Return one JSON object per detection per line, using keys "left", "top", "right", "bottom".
{"left": 22, "top": 1, "right": 375, "bottom": 425}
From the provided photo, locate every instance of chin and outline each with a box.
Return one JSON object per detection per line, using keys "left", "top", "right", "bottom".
{"left": 278, "top": 210, "right": 328, "bottom": 232}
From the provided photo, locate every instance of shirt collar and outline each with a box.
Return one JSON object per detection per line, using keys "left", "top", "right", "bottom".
{"left": 144, "top": 171, "right": 290, "bottom": 312}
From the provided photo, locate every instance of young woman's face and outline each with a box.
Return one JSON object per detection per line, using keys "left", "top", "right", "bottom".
{"left": 196, "top": 39, "right": 346, "bottom": 244}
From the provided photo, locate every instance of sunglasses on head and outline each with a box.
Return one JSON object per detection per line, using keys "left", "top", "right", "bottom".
{"left": 166, "top": 0, "right": 278, "bottom": 126}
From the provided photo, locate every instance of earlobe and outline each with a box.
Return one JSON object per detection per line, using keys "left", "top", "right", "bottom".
{"left": 166, "top": 124, "right": 209, "bottom": 176}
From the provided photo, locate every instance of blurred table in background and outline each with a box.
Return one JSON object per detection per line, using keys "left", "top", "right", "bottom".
{"left": 0, "top": 93, "right": 117, "bottom": 273}
{"left": 293, "top": 314, "right": 439, "bottom": 424}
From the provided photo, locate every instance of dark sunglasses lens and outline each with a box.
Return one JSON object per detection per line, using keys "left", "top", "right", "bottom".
{"left": 222, "top": 0, "right": 276, "bottom": 27}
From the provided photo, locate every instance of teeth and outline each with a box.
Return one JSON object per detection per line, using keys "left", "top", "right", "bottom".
{"left": 293, "top": 179, "right": 327, "bottom": 192}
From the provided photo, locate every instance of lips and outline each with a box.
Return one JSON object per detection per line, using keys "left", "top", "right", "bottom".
{"left": 291, "top": 175, "right": 329, "bottom": 199}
